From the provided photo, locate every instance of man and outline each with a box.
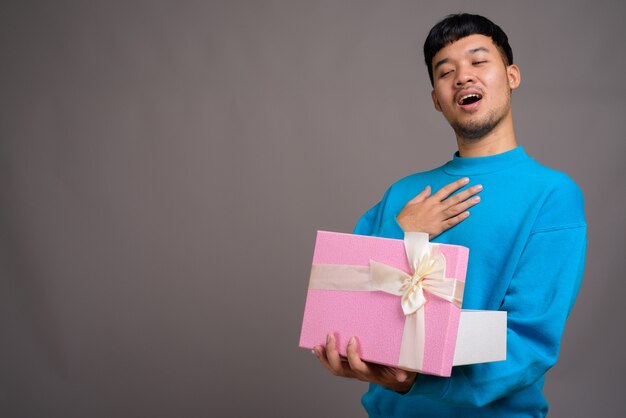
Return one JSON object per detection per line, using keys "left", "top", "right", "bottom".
{"left": 313, "top": 13, "right": 587, "bottom": 417}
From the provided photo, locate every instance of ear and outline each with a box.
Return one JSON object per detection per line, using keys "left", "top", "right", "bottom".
{"left": 431, "top": 89, "right": 442, "bottom": 112}
{"left": 507, "top": 64, "right": 521, "bottom": 90}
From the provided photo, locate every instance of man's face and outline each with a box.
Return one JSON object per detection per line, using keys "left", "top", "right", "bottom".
{"left": 430, "top": 34, "right": 520, "bottom": 140}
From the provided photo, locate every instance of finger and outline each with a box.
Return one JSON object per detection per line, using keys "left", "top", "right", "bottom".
{"left": 314, "top": 344, "right": 353, "bottom": 378}
{"left": 325, "top": 333, "right": 348, "bottom": 375}
{"left": 407, "top": 185, "right": 431, "bottom": 204}
{"left": 441, "top": 184, "right": 482, "bottom": 209}
{"left": 345, "top": 337, "right": 370, "bottom": 376}
{"left": 443, "top": 195, "right": 480, "bottom": 218}
{"left": 431, "top": 177, "right": 470, "bottom": 201}
{"left": 394, "top": 368, "right": 408, "bottom": 383}
{"left": 313, "top": 345, "right": 332, "bottom": 370}
{"left": 443, "top": 211, "right": 470, "bottom": 228}
{"left": 316, "top": 339, "right": 345, "bottom": 374}
{"left": 375, "top": 365, "right": 402, "bottom": 383}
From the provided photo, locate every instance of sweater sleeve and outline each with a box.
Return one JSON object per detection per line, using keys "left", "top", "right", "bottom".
{"left": 404, "top": 223, "right": 587, "bottom": 406}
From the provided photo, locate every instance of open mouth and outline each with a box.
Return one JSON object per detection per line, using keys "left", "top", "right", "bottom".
{"left": 458, "top": 93, "right": 482, "bottom": 106}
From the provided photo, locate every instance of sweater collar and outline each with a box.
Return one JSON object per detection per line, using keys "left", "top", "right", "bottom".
{"left": 442, "top": 146, "right": 529, "bottom": 175}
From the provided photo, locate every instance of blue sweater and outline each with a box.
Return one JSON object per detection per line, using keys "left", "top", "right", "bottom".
{"left": 354, "top": 147, "right": 586, "bottom": 417}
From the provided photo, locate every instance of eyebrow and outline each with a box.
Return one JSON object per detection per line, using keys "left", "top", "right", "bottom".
{"left": 469, "top": 47, "right": 490, "bottom": 54}
{"left": 433, "top": 57, "right": 449, "bottom": 72}
{"left": 433, "top": 46, "right": 491, "bottom": 72}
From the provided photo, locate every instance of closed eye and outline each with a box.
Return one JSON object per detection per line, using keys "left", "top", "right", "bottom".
{"left": 440, "top": 70, "right": 453, "bottom": 78}
{"left": 473, "top": 60, "right": 487, "bottom": 65}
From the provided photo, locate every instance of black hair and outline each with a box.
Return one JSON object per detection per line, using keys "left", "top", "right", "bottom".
{"left": 423, "top": 13, "right": 513, "bottom": 85}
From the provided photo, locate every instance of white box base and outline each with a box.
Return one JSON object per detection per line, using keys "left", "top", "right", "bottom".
{"left": 452, "top": 310, "right": 507, "bottom": 366}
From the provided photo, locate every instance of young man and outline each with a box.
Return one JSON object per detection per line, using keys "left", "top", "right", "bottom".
{"left": 313, "top": 13, "right": 587, "bottom": 417}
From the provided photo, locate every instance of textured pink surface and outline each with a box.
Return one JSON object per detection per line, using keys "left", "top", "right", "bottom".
{"left": 301, "top": 290, "right": 404, "bottom": 368}
{"left": 299, "top": 231, "right": 469, "bottom": 376}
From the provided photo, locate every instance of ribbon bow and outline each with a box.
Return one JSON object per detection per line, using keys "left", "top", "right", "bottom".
{"left": 369, "top": 232, "right": 464, "bottom": 315}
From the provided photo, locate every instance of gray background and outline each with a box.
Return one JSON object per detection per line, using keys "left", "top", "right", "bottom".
{"left": 1, "top": 1, "right": 624, "bottom": 417}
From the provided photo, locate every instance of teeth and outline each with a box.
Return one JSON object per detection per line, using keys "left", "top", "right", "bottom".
{"left": 459, "top": 94, "right": 481, "bottom": 105}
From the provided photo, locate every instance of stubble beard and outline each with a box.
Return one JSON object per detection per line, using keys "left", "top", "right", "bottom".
{"left": 450, "top": 92, "right": 511, "bottom": 141}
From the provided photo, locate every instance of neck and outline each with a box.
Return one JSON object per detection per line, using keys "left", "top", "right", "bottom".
{"left": 456, "top": 113, "right": 518, "bottom": 157}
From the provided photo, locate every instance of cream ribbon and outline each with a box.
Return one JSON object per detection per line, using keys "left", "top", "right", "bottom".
{"left": 308, "top": 232, "right": 464, "bottom": 371}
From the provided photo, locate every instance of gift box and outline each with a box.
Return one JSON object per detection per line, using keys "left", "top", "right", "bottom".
{"left": 299, "top": 231, "right": 506, "bottom": 377}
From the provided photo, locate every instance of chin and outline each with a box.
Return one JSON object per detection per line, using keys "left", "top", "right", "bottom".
{"left": 451, "top": 105, "right": 509, "bottom": 140}
{"left": 454, "top": 123, "right": 494, "bottom": 140}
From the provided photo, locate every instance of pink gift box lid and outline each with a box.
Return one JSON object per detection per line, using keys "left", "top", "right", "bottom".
{"left": 299, "top": 231, "right": 469, "bottom": 377}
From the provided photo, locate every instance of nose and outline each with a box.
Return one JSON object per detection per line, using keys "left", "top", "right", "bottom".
{"left": 455, "top": 65, "right": 475, "bottom": 87}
